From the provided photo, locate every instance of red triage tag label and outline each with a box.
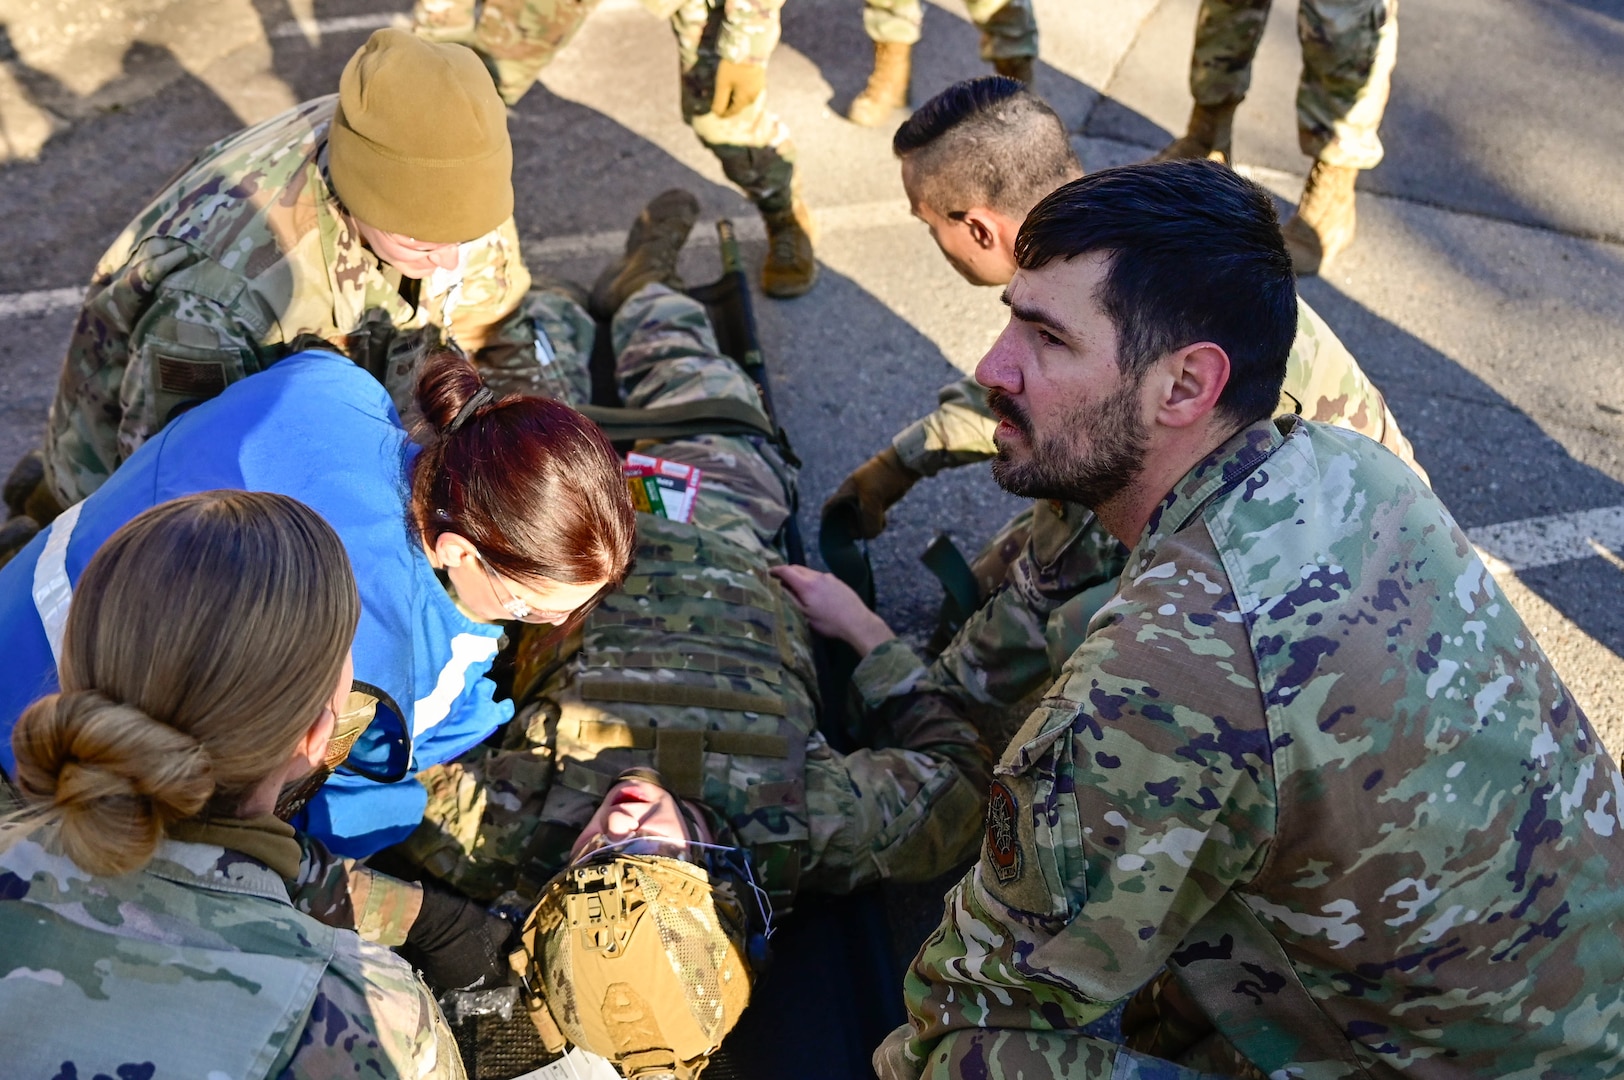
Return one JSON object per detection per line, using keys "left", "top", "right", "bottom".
{"left": 623, "top": 453, "right": 702, "bottom": 524}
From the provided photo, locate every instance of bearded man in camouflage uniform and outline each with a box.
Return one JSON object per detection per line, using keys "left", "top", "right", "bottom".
{"left": 414, "top": 0, "right": 818, "bottom": 300}
{"left": 1155, "top": 0, "right": 1400, "bottom": 275}
{"left": 863, "top": 159, "right": 1624, "bottom": 1080}
{"left": 1, "top": 29, "right": 540, "bottom": 552}
{"left": 824, "top": 77, "right": 1424, "bottom": 741}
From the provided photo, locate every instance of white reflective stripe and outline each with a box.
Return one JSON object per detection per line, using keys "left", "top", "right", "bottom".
{"left": 31, "top": 500, "right": 86, "bottom": 666}
{"left": 412, "top": 632, "right": 501, "bottom": 738}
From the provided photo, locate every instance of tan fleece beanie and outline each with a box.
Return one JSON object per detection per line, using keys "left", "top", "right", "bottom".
{"left": 329, "top": 29, "right": 513, "bottom": 244}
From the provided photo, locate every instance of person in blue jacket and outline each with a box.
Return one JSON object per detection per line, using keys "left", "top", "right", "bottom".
{"left": 0, "top": 347, "right": 636, "bottom": 856}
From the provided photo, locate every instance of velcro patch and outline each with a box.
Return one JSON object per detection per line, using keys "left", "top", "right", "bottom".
{"left": 986, "top": 779, "right": 1022, "bottom": 884}
{"left": 156, "top": 355, "right": 228, "bottom": 398}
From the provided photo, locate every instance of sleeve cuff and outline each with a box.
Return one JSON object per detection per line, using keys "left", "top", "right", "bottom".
{"left": 852, "top": 638, "right": 930, "bottom": 710}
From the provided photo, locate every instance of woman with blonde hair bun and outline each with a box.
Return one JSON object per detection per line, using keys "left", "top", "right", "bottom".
{"left": 0, "top": 490, "right": 463, "bottom": 1080}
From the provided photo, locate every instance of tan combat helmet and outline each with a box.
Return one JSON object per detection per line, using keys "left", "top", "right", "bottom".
{"left": 515, "top": 828, "right": 773, "bottom": 1077}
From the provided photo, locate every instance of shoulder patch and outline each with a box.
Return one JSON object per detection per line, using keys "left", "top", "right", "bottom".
{"left": 986, "top": 780, "right": 1022, "bottom": 884}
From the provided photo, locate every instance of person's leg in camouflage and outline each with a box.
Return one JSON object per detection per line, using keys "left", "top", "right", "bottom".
{"left": 1281, "top": 0, "right": 1398, "bottom": 274}
{"left": 1153, "top": 0, "right": 1271, "bottom": 165}
{"left": 673, "top": 0, "right": 816, "bottom": 299}
{"left": 414, "top": 0, "right": 603, "bottom": 106}
{"left": 473, "top": 278, "right": 599, "bottom": 403}
{"left": 849, "top": 0, "right": 1037, "bottom": 126}
{"left": 964, "top": 0, "right": 1039, "bottom": 82}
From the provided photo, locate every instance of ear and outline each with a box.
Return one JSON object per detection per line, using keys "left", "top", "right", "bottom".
{"left": 1154, "top": 342, "right": 1230, "bottom": 429}
{"left": 428, "top": 530, "right": 478, "bottom": 570}
{"left": 959, "top": 207, "right": 1003, "bottom": 252}
{"left": 293, "top": 702, "right": 337, "bottom": 770}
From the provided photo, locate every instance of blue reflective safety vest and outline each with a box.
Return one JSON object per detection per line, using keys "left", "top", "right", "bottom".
{"left": 0, "top": 351, "right": 511, "bottom": 855}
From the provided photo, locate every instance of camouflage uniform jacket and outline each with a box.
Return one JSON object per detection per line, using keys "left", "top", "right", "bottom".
{"left": 0, "top": 828, "right": 464, "bottom": 1079}
{"left": 45, "top": 94, "right": 530, "bottom": 505}
{"left": 882, "top": 416, "right": 1624, "bottom": 1079}
{"left": 870, "top": 296, "right": 1429, "bottom": 722}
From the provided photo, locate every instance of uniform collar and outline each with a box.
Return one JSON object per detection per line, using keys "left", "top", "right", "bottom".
{"left": 1126, "top": 415, "right": 1299, "bottom": 576}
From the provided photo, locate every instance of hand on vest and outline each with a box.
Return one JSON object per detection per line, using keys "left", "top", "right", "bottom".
{"left": 712, "top": 60, "right": 767, "bottom": 118}
{"left": 821, "top": 447, "right": 921, "bottom": 540}
{"left": 400, "top": 882, "right": 521, "bottom": 995}
{"left": 772, "top": 563, "right": 896, "bottom": 657}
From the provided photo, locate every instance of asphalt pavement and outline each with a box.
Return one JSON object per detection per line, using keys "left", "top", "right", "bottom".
{"left": 1, "top": 0, "right": 1621, "bottom": 940}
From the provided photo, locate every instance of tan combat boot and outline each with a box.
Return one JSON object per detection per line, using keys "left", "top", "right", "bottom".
{"left": 761, "top": 197, "right": 818, "bottom": 298}
{"left": 992, "top": 55, "right": 1034, "bottom": 84}
{"left": 1152, "top": 101, "right": 1238, "bottom": 165}
{"left": 589, "top": 189, "right": 701, "bottom": 319}
{"left": 1281, "top": 161, "right": 1358, "bottom": 276}
{"left": 849, "top": 42, "right": 912, "bottom": 127}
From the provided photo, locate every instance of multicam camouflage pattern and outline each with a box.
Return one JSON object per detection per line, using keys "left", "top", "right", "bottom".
{"left": 877, "top": 294, "right": 1426, "bottom": 722}
{"left": 863, "top": 0, "right": 1038, "bottom": 61}
{"left": 877, "top": 416, "right": 1624, "bottom": 1080}
{"left": 1189, "top": 0, "right": 1398, "bottom": 169}
{"left": 43, "top": 94, "right": 531, "bottom": 507}
{"left": 292, "top": 830, "right": 425, "bottom": 946}
{"left": 413, "top": 0, "right": 798, "bottom": 211}
{"left": 401, "top": 285, "right": 988, "bottom": 909}
{"left": 0, "top": 828, "right": 463, "bottom": 1079}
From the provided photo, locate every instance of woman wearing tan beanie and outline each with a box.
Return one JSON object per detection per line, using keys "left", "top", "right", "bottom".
{"left": 18, "top": 29, "right": 539, "bottom": 529}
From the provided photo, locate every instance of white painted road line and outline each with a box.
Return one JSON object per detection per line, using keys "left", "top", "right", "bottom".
{"left": 0, "top": 287, "right": 81, "bottom": 320}
{"left": 266, "top": 0, "right": 647, "bottom": 40}
{"left": 0, "top": 200, "right": 913, "bottom": 317}
{"left": 1469, "top": 505, "right": 1624, "bottom": 575}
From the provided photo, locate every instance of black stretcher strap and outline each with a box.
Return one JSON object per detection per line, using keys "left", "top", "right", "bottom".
{"left": 575, "top": 398, "right": 778, "bottom": 444}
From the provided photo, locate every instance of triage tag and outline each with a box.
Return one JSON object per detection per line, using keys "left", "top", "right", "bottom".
{"left": 623, "top": 453, "right": 703, "bottom": 523}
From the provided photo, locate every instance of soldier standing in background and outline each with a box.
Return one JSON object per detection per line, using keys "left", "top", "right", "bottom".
{"left": 413, "top": 0, "right": 818, "bottom": 299}
{"left": 1155, "top": 0, "right": 1400, "bottom": 275}
{"left": 869, "top": 159, "right": 1624, "bottom": 1080}
{"left": 2, "top": 29, "right": 543, "bottom": 550}
{"left": 846, "top": 0, "right": 1038, "bottom": 126}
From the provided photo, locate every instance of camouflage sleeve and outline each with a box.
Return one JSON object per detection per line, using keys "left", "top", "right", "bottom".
{"left": 891, "top": 374, "right": 1000, "bottom": 476}
{"left": 290, "top": 831, "right": 425, "bottom": 947}
{"left": 925, "top": 502, "right": 1126, "bottom": 712}
{"left": 889, "top": 529, "right": 1277, "bottom": 1079}
{"left": 718, "top": 0, "right": 786, "bottom": 65}
{"left": 443, "top": 216, "right": 532, "bottom": 357}
{"left": 275, "top": 937, "right": 467, "bottom": 1080}
{"left": 1279, "top": 297, "right": 1428, "bottom": 485}
{"left": 800, "top": 677, "right": 993, "bottom": 894}
{"left": 46, "top": 239, "right": 270, "bottom": 504}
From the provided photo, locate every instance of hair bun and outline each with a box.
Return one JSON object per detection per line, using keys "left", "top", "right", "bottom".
{"left": 414, "top": 348, "right": 502, "bottom": 440}
{"left": 13, "top": 689, "right": 215, "bottom": 876}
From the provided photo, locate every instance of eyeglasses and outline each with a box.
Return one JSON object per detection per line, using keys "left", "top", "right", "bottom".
{"left": 568, "top": 833, "right": 776, "bottom": 943}
{"left": 468, "top": 548, "right": 563, "bottom": 624}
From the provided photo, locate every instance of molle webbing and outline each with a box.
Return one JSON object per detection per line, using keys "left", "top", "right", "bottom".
{"left": 575, "top": 398, "right": 777, "bottom": 445}
{"left": 580, "top": 679, "right": 787, "bottom": 717}
{"left": 565, "top": 719, "right": 789, "bottom": 798}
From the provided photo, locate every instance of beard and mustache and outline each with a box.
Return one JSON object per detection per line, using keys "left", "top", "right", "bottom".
{"left": 987, "top": 381, "right": 1149, "bottom": 509}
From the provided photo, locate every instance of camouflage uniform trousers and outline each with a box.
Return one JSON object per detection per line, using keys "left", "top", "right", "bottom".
{"left": 863, "top": 0, "right": 1038, "bottom": 62}
{"left": 415, "top": 0, "right": 798, "bottom": 213}
{"left": 1189, "top": 0, "right": 1398, "bottom": 169}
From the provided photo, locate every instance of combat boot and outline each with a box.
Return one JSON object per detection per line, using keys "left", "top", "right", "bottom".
{"left": 1152, "top": 101, "right": 1238, "bottom": 166}
{"left": 848, "top": 42, "right": 911, "bottom": 127}
{"left": 992, "top": 55, "right": 1034, "bottom": 85}
{"left": 761, "top": 198, "right": 818, "bottom": 299}
{"left": 1281, "top": 161, "right": 1358, "bottom": 276}
{"left": 589, "top": 189, "right": 701, "bottom": 319}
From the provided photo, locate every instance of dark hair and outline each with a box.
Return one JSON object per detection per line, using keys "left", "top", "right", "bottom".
{"left": 1015, "top": 159, "right": 1296, "bottom": 426}
{"left": 409, "top": 350, "right": 636, "bottom": 597}
{"left": 892, "top": 76, "right": 1080, "bottom": 218}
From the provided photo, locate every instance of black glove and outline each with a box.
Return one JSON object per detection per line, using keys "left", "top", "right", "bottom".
{"left": 399, "top": 882, "right": 521, "bottom": 995}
